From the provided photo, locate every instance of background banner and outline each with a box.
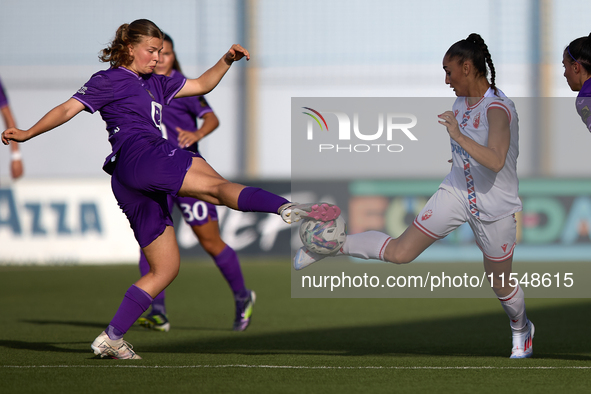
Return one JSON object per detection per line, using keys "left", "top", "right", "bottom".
{"left": 4, "top": 179, "right": 591, "bottom": 265}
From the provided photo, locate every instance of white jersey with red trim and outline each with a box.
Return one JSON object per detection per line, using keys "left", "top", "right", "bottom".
{"left": 440, "top": 87, "right": 522, "bottom": 221}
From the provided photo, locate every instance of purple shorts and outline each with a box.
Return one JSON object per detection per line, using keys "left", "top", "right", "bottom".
{"left": 111, "top": 133, "right": 198, "bottom": 247}
{"left": 168, "top": 195, "right": 219, "bottom": 227}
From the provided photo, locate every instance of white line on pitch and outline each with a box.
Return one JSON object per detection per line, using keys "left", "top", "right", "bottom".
{"left": 3, "top": 365, "right": 591, "bottom": 370}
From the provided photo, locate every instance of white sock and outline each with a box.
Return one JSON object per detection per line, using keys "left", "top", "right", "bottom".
{"left": 340, "top": 231, "right": 392, "bottom": 261}
{"left": 498, "top": 284, "right": 527, "bottom": 331}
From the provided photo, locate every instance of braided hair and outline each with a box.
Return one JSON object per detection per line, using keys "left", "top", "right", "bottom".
{"left": 445, "top": 33, "right": 498, "bottom": 96}
{"left": 100, "top": 19, "right": 163, "bottom": 68}
{"left": 565, "top": 33, "right": 591, "bottom": 74}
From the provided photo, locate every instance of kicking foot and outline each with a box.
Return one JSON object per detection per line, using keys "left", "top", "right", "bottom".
{"left": 293, "top": 246, "right": 328, "bottom": 270}
{"left": 279, "top": 202, "right": 341, "bottom": 224}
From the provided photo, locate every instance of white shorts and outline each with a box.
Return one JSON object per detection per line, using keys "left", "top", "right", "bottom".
{"left": 413, "top": 188, "right": 517, "bottom": 262}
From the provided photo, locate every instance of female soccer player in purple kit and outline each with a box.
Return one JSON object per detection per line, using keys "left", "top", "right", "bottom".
{"left": 563, "top": 33, "right": 591, "bottom": 130}
{"left": 136, "top": 33, "right": 255, "bottom": 333}
{"left": 0, "top": 76, "right": 24, "bottom": 180}
{"left": 1, "top": 19, "right": 340, "bottom": 359}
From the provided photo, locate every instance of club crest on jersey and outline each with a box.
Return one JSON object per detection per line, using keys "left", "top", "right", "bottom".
{"left": 421, "top": 210, "right": 433, "bottom": 221}
{"left": 473, "top": 112, "right": 481, "bottom": 128}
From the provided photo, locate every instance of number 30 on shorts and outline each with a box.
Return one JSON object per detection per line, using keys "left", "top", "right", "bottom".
{"left": 179, "top": 201, "right": 208, "bottom": 222}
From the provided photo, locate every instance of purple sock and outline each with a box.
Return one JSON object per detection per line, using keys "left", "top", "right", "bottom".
{"left": 139, "top": 250, "right": 166, "bottom": 315}
{"left": 150, "top": 296, "right": 166, "bottom": 316}
{"left": 214, "top": 245, "right": 248, "bottom": 299}
{"left": 237, "top": 187, "right": 289, "bottom": 214}
{"left": 106, "top": 284, "right": 153, "bottom": 340}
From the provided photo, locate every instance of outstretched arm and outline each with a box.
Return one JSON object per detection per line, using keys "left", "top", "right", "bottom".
{"left": 1, "top": 98, "right": 85, "bottom": 145}
{"left": 175, "top": 44, "right": 250, "bottom": 98}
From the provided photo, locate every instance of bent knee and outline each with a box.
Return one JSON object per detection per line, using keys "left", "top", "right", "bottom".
{"left": 383, "top": 246, "right": 416, "bottom": 264}
{"left": 150, "top": 261, "right": 180, "bottom": 281}
{"left": 386, "top": 254, "right": 414, "bottom": 265}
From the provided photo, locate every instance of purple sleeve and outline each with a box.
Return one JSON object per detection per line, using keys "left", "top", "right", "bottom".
{"left": 194, "top": 96, "right": 214, "bottom": 118}
{"left": 72, "top": 74, "right": 114, "bottom": 113}
{"left": 181, "top": 95, "right": 213, "bottom": 119}
{"left": 161, "top": 75, "right": 186, "bottom": 105}
{"left": 0, "top": 77, "right": 8, "bottom": 108}
{"left": 576, "top": 97, "right": 591, "bottom": 133}
{"left": 583, "top": 105, "right": 591, "bottom": 133}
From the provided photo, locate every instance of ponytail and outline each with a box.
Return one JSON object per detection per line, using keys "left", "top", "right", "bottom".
{"left": 446, "top": 33, "right": 499, "bottom": 96}
{"left": 566, "top": 33, "right": 591, "bottom": 74}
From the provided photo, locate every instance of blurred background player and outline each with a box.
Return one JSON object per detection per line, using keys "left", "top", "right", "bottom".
{"left": 0, "top": 75, "right": 24, "bottom": 181}
{"left": 562, "top": 33, "right": 591, "bottom": 131}
{"left": 137, "top": 33, "right": 255, "bottom": 333}
{"left": 2, "top": 19, "right": 339, "bottom": 359}
{"left": 294, "top": 33, "right": 534, "bottom": 359}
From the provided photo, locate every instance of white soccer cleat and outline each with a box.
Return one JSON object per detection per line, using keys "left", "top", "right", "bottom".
{"left": 293, "top": 246, "right": 327, "bottom": 270}
{"left": 510, "top": 320, "right": 534, "bottom": 359}
{"left": 279, "top": 202, "right": 341, "bottom": 224}
{"left": 91, "top": 331, "right": 142, "bottom": 360}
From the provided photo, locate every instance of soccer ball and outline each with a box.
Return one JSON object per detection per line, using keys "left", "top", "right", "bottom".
{"left": 299, "top": 216, "right": 347, "bottom": 255}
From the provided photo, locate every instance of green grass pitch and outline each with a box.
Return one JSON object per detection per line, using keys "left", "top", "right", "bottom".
{"left": 1, "top": 259, "right": 591, "bottom": 393}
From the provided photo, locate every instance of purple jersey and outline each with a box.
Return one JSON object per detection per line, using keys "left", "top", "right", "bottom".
{"left": 0, "top": 76, "right": 8, "bottom": 108}
{"left": 72, "top": 67, "right": 186, "bottom": 173}
{"left": 576, "top": 78, "right": 591, "bottom": 133}
{"left": 163, "top": 70, "right": 213, "bottom": 153}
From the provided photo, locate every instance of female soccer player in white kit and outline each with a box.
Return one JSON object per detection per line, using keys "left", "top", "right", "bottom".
{"left": 294, "top": 33, "right": 534, "bottom": 359}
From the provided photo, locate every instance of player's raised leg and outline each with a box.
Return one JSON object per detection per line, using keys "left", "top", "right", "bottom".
{"left": 178, "top": 157, "right": 340, "bottom": 223}
{"left": 294, "top": 225, "right": 437, "bottom": 270}
{"left": 294, "top": 188, "right": 457, "bottom": 270}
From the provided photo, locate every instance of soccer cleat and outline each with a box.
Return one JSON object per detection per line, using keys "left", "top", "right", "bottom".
{"left": 293, "top": 246, "right": 327, "bottom": 270}
{"left": 91, "top": 331, "right": 142, "bottom": 360}
{"left": 279, "top": 202, "right": 341, "bottom": 224}
{"left": 137, "top": 314, "right": 170, "bottom": 332}
{"left": 510, "top": 320, "right": 535, "bottom": 359}
{"left": 233, "top": 290, "right": 256, "bottom": 331}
